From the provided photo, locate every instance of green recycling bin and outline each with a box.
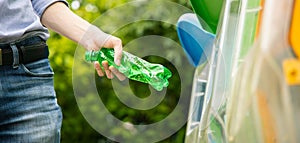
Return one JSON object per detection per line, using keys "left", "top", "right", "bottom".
{"left": 190, "top": 0, "right": 224, "bottom": 33}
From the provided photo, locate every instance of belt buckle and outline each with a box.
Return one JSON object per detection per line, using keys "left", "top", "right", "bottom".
{"left": 0, "top": 48, "right": 2, "bottom": 65}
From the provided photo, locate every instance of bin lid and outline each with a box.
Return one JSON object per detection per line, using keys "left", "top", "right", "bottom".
{"left": 177, "top": 13, "right": 215, "bottom": 67}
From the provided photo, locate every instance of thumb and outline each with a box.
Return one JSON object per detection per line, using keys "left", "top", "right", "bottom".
{"left": 103, "top": 36, "right": 123, "bottom": 66}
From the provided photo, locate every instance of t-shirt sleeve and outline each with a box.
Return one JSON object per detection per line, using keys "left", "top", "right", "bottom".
{"left": 31, "top": 0, "right": 69, "bottom": 17}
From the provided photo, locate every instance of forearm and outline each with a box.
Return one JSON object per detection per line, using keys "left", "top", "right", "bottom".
{"left": 41, "top": 2, "right": 91, "bottom": 45}
{"left": 41, "top": 1, "right": 123, "bottom": 67}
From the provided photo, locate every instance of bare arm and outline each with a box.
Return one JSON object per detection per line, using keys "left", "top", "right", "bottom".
{"left": 41, "top": 2, "right": 124, "bottom": 80}
{"left": 41, "top": 2, "right": 90, "bottom": 44}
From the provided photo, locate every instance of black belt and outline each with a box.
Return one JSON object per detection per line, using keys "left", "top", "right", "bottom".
{"left": 0, "top": 36, "right": 49, "bottom": 66}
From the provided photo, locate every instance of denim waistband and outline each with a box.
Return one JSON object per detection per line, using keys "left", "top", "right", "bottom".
{"left": 0, "top": 36, "right": 48, "bottom": 66}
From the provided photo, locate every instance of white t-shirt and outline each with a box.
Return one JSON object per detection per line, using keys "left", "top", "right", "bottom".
{"left": 0, "top": 0, "right": 68, "bottom": 43}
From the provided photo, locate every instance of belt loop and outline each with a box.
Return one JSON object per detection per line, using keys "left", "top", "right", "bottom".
{"left": 10, "top": 43, "right": 19, "bottom": 69}
{"left": 0, "top": 48, "right": 2, "bottom": 66}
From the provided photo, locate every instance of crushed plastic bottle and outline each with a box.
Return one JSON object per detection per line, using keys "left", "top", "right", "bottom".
{"left": 85, "top": 48, "right": 172, "bottom": 91}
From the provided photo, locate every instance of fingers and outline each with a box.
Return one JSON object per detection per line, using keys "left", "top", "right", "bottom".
{"left": 94, "top": 61, "right": 125, "bottom": 81}
{"left": 109, "top": 66, "right": 126, "bottom": 81}
{"left": 112, "top": 38, "right": 123, "bottom": 66}
{"left": 94, "top": 61, "right": 113, "bottom": 79}
{"left": 103, "top": 36, "right": 123, "bottom": 66}
{"left": 94, "top": 62, "right": 104, "bottom": 77}
{"left": 102, "top": 61, "right": 114, "bottom": 79}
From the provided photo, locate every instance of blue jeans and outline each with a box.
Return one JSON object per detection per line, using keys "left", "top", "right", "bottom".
{"left": 0, "top": 39, "right": 62, "bottom": 142}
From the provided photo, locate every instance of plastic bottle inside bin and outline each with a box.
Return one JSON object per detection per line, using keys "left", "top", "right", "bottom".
{"left": 226, "top": 0, "right": 299, "bottom": 142}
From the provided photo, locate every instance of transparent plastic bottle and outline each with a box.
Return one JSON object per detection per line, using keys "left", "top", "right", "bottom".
{"left": 226, "top": 0, "right": 299, "bottom": 142}
{"left": 85, "top": 48, "right": 172, "bottom": 91}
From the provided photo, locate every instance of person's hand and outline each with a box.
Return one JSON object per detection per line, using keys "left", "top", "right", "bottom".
{"left": 80, "top": 25, "right": 126, "bottom": 81}
{"left": 41, "top": 3, "right": 125, "bottom": 80}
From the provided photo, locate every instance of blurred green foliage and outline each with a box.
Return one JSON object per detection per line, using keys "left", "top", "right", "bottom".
{"left": 47, "top": 0, "right": 194, "bottom": 142}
